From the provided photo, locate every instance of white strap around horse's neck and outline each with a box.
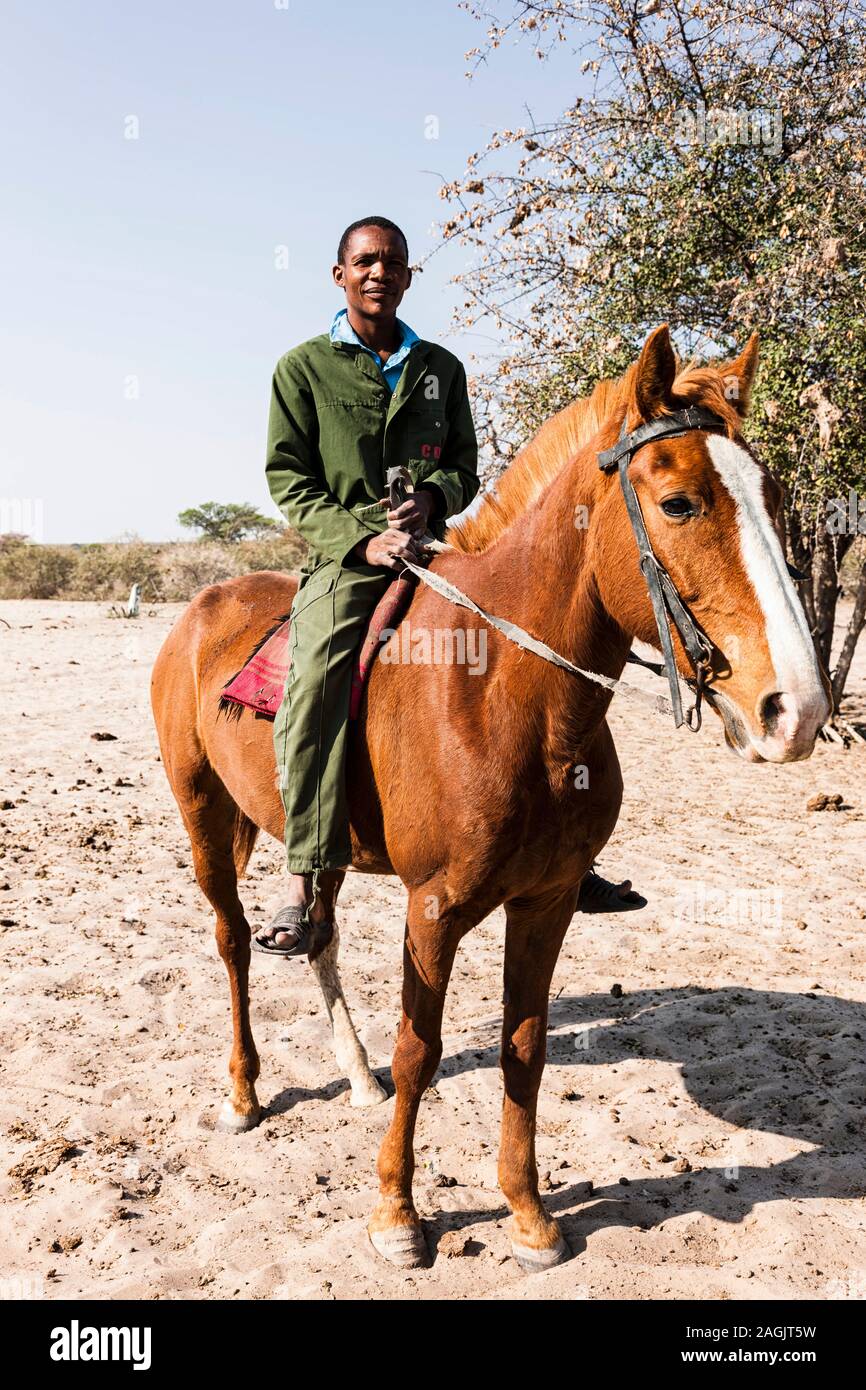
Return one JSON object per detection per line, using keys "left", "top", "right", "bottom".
{"left": 400, "top": 555, "right": 675, "bottom": 720}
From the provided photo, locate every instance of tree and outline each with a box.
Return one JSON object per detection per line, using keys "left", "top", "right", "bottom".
{"left": 439, "top": 0, "right": 866, "bottom": 718}
{"left": 177, "top": 502, "right": 283, "bottom": 544}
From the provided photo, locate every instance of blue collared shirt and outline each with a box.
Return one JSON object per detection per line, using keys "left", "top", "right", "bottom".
{"left": 330, "top": 308, "right": 419, "bottom": 393}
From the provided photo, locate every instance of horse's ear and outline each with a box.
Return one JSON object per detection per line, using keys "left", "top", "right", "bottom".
{"left": 720, "top": 332, "right": 760, "bottom": 417}
{"left": 631, "top": 324, "right": 677, "bottom": 422}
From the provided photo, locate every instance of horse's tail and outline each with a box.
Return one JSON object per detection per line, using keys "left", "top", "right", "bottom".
{"left": 232, "top": 808, "right": 259, "bottom": 878}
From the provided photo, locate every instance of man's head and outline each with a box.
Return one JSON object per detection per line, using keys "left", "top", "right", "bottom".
{"left": 333, "top": 217, "right": 411, "bottom": 323}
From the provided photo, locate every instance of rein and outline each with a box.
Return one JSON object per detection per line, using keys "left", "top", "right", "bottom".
{"left": 388, "top": 407, "right": 797, "bottom": 732}
{"left": 398, "top": 552, "right": 675, "bottom": 719}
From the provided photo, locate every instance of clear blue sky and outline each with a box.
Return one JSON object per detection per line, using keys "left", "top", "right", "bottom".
{"left": 1, "top": 1, "right": 584, "bottom": 542}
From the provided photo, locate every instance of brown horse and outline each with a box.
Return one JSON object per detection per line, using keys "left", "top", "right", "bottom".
{"left": 150, "top": 327, "right": 829, "bottom": 1270}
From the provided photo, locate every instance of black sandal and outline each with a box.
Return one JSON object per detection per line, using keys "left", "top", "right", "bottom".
{"left": 577, "top": 868, "right": 647, "bottom": 914}
{"left": 251, "top": 904, "right": 334, "bottom": 958}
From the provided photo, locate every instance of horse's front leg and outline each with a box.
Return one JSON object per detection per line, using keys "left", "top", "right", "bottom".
{"left": 368, "top": 894, "right": 463, "bottom": 1268}
{"left": 499, "top": 888, "right": 576, "bottom": 1270}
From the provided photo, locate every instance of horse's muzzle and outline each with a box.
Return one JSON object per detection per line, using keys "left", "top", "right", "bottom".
{"left": 711, "top": 686, "right": 830, "bottom": 763}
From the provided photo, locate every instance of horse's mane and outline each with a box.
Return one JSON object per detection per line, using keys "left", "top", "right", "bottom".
{"left": 446, "top": 359, "right": 742, "bottom": 555}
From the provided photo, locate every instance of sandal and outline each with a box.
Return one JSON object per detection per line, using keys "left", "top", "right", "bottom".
{"left": 251, "top": 904, "right": 334, "bottom": 958}
{"left": 577, "top": 867, "right": 647, "bottom": 914}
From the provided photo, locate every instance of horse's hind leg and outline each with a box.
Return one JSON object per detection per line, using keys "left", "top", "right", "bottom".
{"left": 177, "top": 763, "right": 261, "bottom": 1132}
{"left": 499, "top": 888, "right": 576, "bottom": 1270}
{"left": 308, "top": 872, "right": 387, "bottom": 1107}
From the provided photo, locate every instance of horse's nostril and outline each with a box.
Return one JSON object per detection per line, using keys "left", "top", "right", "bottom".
{"left": 759, "top": 692, "right": 784, "bottom": 734}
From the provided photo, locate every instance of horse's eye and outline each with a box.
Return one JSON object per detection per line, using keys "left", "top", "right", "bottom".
{"left": 660, "top": 496, "right": 695, "bottom": 518}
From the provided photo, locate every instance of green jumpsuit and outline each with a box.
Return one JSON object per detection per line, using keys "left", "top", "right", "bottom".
{"left": 265, "top": 330, "right": 479, "bottom": 874}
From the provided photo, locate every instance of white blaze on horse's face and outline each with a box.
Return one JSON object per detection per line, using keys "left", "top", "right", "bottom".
{"left": 705, "top": 434, "right": 830, "bottom": 762}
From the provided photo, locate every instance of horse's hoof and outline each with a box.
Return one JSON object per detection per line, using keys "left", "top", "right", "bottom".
{"left": 511, "top": 1233, "right": 570, "bottom": 1272}
{"left": 349, "top": 1076, "right": 389, "bottom": 1108}
{"left": 368, "top": 1223, "right": 429, "bottom": 1269}
{"left": 216, "top": 1100, "right": 261, "bottom": 1133}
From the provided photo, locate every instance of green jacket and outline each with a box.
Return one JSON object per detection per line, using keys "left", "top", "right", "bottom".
{"left": 266, "top": 333, "right": 479, "bottom": 567}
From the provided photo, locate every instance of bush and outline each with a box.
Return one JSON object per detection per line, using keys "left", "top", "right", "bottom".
{"left": 0, "top": 544, "right": 76, "bottom": 599}
{"left": 0, "top": 532, "right": 309, "bottom": 603}
{"left": 158, "top": 542, "right": 240, "bottom": 599}
{"left": 235, "top": 534, "right": 307, "bottom": 573}
{"left": 72, "top": 540, "right": 169, "bottom": 601}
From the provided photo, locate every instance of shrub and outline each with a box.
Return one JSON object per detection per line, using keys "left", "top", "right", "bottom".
{"left": 0, "top": 533, "right": 308, "bottom": 604}
{"left": 0, "top": 544, "right": 76, "bottom": 599}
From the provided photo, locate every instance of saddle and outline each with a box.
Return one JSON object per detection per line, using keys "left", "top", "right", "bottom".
{"left": 220, "top": 572, "right": 416, "bottom": 722}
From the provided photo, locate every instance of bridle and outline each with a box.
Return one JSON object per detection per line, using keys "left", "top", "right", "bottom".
{"left": 597, "top": 404, "right": 728, "bottom": 732}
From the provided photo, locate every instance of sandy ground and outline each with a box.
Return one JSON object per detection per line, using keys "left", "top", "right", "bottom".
{"left": 1, "top": 597, "right": 865, "bottom": 1303}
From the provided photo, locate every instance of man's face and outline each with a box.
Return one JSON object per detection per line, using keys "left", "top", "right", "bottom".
{"left": 333, "top": 226, "right": 411, "bottom": 319}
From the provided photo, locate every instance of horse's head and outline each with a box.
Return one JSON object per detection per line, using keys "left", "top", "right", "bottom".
{"left": 595, "top": 326, "right": 830, "bottom": 762}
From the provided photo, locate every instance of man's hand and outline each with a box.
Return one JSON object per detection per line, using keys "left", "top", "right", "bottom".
{"left": 353, "top": 527, "right": 421, "bottom": 571}
{"left": 352, "top": 488, "right": 435, "bottom": 569}
{"left": 381, "top": 488, "right": 435, "bottom": 539}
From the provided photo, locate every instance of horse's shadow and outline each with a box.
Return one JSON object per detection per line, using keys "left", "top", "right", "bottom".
{"left": 424, "top": 985, "right": 866, "bottom": 1244}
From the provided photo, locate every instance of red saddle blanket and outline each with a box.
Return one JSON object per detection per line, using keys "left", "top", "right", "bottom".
{"left": 220, "top": 574, "right": 415, "bottom": 721}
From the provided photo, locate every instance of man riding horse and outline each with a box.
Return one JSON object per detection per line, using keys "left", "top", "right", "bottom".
{"left": 255, "top": 215, "right": 643, "bottom": 958}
